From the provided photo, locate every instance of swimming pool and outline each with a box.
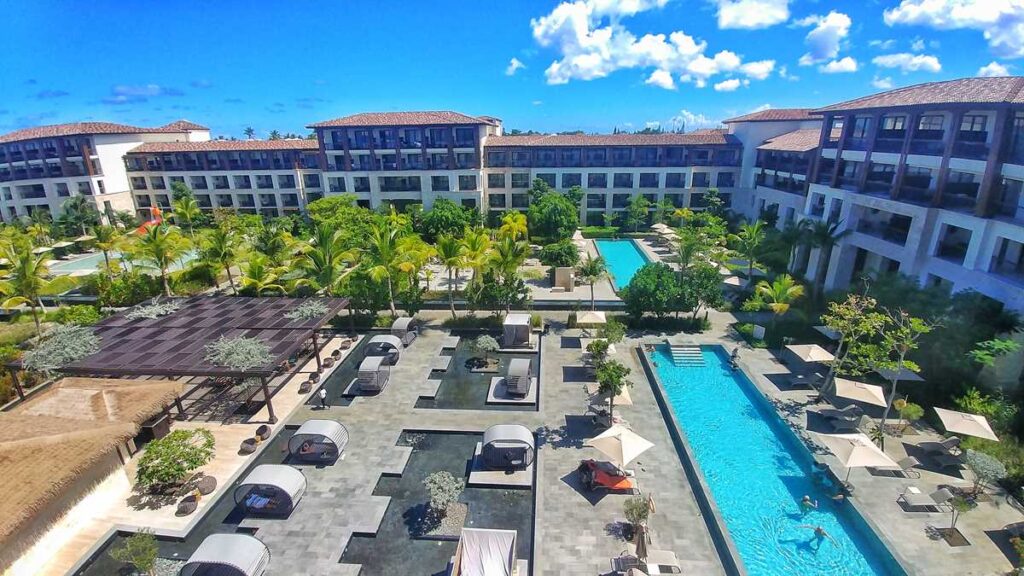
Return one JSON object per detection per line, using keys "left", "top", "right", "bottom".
{"left": 594, "top": 239, "right": 650, "bottom": 290}
{"left": 649, "top": 345, "right": 903, "bottom": 576}
{"left": 49, "top": 250, "right": 198, "bottom": 275}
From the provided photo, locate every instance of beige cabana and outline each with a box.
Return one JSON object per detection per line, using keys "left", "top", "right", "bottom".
{"left": 651, "top": 223, "right": 669, "bottom": 231}
{"left": 785, "top": 344, "right": 835, "bottom": 364}
{"left": 577, "top": 311, "right": 606, "bottom": 327}
{"left": 817, "top": 432, "right": 898, "bottom": 483}
{"left": 934, "top": 407, "right": 999, "bottom": 442}
{"left": 503, "top": 314, "right": 532, "bottom": 348}
{"left": 585, "top": 425, "right": 654, "bottom": 469}
{"left": 833, "top": 378, "right": 887, "bottom": 408}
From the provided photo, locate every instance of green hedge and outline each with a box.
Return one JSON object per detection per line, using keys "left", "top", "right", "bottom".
{"left": 580, "top": 226, "right": 618, "bottom": 239}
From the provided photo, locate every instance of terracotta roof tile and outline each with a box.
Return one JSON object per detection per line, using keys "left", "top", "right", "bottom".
{"left": 815, "top": 77, "right": 1024, "bottom": 112}
{"left": 0, "top": 122, "right": 193, "bottom": 144}
{"left": 161, "top": 119, "right": 209, "bottom": 131}
{"left": 723, "top": 108, "right": 816, "bottom": 123}
{"left": 127, "top": 139, "right": 319, "bottom": 154}
{"left": 485, "top": 132, "right": 738, "bottom": 147}
{"left": 756, "top": 129, "right": 822, "bottom": 152}
{"left": 309, "top": 111, "right": 496, "bottom": 128}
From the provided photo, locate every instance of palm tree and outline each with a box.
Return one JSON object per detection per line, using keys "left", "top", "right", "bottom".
{"left": 731, "top": 220, "right": 766, "bottom": 279}
{"left": 365, "top": 223, "right": 403, "bottom": 317}
{"left": 251, "top": 221, "right": 291, "bottom": 266}
{"left": 26, "top": 221, "right": 52, "bottom": 247}
{"left": 93, "top": 224, "right": 121, "bottom": 271}
{"left": 498, "top": 211, "right": 528, "bottom": 241}
{"left": 460, "top": 227, "right": 492, "bottom": 285}
{"left": 808, "top": 219, "right": 851, "bottom": 301}
{"left": 240, "top": 254, "right": 285, "bottom": 295}
{"left": 755, "top": 274, "right": 805, "bottom": 334}
{"left": 0, "top": 244, "right": 53, "bottom": 336}
{"left": 577, "top": 254, "right": 608, "bottom": 311}
{"left": 137, "top": 224, "right": 188, "bottom": 297}
{"left": 268, "top": 130, "right": 282, "bottom": 140}
{"left": 171, "top": 196, "right": 202, "bottom": 240}
{"left": 243, "top": 126, "right": 256, "bottom": 139}
{"left": 59, "top": 196, "right": 100, "bottom": 236}
{"left": 435, "top": 235, "right": 465, "bottom": 319}
{"left": 295, "top": 223, "right": 352, "bottom": 295}
{"left": 779, "top": 219, "right": 811, "bottom": 273}
{"left": 489, "top": 236, "right": 529, "bottom": 284}
{"left": 202, "top": 227, "right": 241, "bottom": 294}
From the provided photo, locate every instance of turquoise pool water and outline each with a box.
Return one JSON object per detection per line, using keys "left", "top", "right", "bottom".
{"left": 594, "top": 239, "right": 650, "bottom": 290}
{"left": 49, "top": 250, "right": 198, "bottom": 275}
{"left": 651, "top": 345, "right": 902, "bottom": 576}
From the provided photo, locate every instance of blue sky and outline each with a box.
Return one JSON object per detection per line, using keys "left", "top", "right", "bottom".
{"left": 1, "top": 1, "right": 1020, "bottom": 137}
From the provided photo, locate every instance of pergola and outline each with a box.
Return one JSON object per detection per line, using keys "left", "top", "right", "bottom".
{"left": 8, "top": 296, "right": 348, "bottom": 423}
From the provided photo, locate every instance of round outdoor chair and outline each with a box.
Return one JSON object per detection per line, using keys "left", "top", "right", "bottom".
{"left": 176, "top": 496, "right": 198, "bottom": 516}
{"left": 239, "top": 438, "right": 258, "bottom": 455}
{"left": 256, "top": 425, "right": 271, "bottom": 441}
{"left": 196, "top": 475, "right": 217, "bottom": 495}
{"left": 298, "top": 381, "right": 313, "bottom": 394}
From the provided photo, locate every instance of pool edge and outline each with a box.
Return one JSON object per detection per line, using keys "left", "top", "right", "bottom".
{"left": 593, "top": 238, "right": 652, "bottom": 294}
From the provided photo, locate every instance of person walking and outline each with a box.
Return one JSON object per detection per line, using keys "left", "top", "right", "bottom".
{"left": 318, "top": 388, "right": 328, "bottom": 409}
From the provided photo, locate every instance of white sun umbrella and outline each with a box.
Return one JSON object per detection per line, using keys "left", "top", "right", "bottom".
{"left": 786, "top": 344, "right": 835, "bottom": 364}
{"left": 722, "top": 275, "right": 747, "bottom": 288}
{"left": 51, "top": 240, "right": 75, "bottom": 249}
{"left": 651, "top": 223, "right": 669, "bottom": 232}
{"left": 813, "top": 325, "right": 841, "bottom": 341}
{"left": 572, "top": 229, "right": 585, "bottom": 242}
{"left": 833, "top": 377, "right": 887, "bottom": 408}
{"left": 31, "top": 246, "right": 52, "bottom": 254}
{"left": 578, "top": 311, "right": 606, "bottom": 326}
{"left": 934, "top": 407, "right": 999, "bottom": 442}
{"left": 585, "top": 425, "right": 654, "bottom": 469}
{"left": 73, "top": 234, "right": 95, "bottom": 242}
{"left": 876, "top": 366, "right": 924, "bottom": 383}
{"left": 817, "top": 432, "right": 898, "bottom": 483}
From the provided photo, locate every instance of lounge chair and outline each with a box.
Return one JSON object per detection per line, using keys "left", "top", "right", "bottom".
{"left": 918, "top": 436, "right": 961, "bottom": 455}
{"left": 819, "top": 405, "right": 863, "bottom": 421}
{"left": 610, "top": 550, "right": 682, "bottom": 575}
{"left": 933, "top": 452, "right": 963, "bottom": 470}
{"left": 897, "top": 487, "right": 954, "bottom": 511}
{"left": 829, "top": 415, "right": 862, "bottom": 432}
{"left": 578, "top": 459, "right": 638, "bottom": 493}
{"left": 870, "top": 456, "right": 922, "bottom": 478}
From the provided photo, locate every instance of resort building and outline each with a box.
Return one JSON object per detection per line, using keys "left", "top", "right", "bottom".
{"left": 0, "top": 121, "right": 209, "bottom": 222}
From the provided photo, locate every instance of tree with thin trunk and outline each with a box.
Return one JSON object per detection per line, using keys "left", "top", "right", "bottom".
{"left": 171, "top": 196, "right": 202, "bottom": 240}
{"left": 365, "top": 222, "right": 403, "bottom": 317}
{"left": 731, "top": 220, "right": 766, "bottom": 279}
{"left": 808, "top": 219, "right": 851, "bottom": 301}
{"left": 137, "top": 224, "right": 188, "bottom": 297}
{"left": 435, "top": 234, "right": 465, "bottom": 319}
{"left": 243, "top": 126, "right": 256, "bottom": 139}
{"left": 460, "top": 227, "right": 491, "bottom": 285}
{"left": 876, "top": 309, "right": 933, "bottom": 449}
{"left": 295, "top": 223, "right": 353, "bottom": 296}
{"left": 597, "top": 359, "right": 631, "bottom": 418}
{"left": 93, "top": 224, "right": 121, "bottom": 272}
{"left": 240, "top": 254, "right": 285, "bottom": 295}
{"left": 498, "top": 211, "right": 528, "bottom": 241}
{"left": 0, "top": 243, "right": 54, "bottom": 336}
{"left": 577, "top": 254, "right": 608, "bottom": 311}
{"left": 488, "top": 236, "right": 529, "bottom": 314}
{"left": 819, "top": 293, "right": 888, "bottom": 399}
{"left": 755, "top": 274, "right": 805, "bottom": 335}
{"left": 779, "top": 219, "right": 811, "bottom": 273}
{"left": 202, "top": 227, "right": 241, "bottom": 294}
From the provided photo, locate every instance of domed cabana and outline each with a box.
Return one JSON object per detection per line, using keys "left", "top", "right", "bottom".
{"left": 364, "top": 335, "right": 402, "bottom": 365}
{"left": 391, "top": 316, "right": 418, "bottom": 346}
{"left": 287, "top": 419, "right": 350, "bottom": 462}
{"left": 357, "top": 355, "right": 391, "bottom": 393}
{"left": 180, "top": 534, "right": 270, "bottom": 576}
{"left": 481, "top": 424, "right": 535, "bottom": 471}
{"left": 233, "top": 464, "right": 307, "bottom": 516}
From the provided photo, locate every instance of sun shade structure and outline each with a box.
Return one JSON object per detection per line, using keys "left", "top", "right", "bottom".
{"left": 505, "top": 358, "right": 533, "bottom": 397}
{"left": 357, "top": 355, "right": 391, "bottom": 393}
{"left": 585, "top": 425, "right": 654, "bottom": 469}
{"left": 817, "top": 433, "right": 898, "bottom": 483}
{"left": 785, "top": 344, "right": 835, "bottom": 364}
{"left": 31, "top": 246, "right": 52, "bottom": 254}
{"left": 482, "top": 424, "right": 535, "bottom": 471}
{"left": 934, "top": 407, "right": 999, "bottom": 442}
{"left": 180, "top": 533, "right": 270, "bottom": 576}
{"left": 833, "top": 378, "right": 888, "bottom": 408}
{"left": 577, "top": 311, "right": 607, "bottom": 326}
{"left": 503, "top": 314, "right": 532, "bottom": 347}
{"left": 288, "top": 419, "right": 350, "bottom": 462}
{"left": 722, "top": 276, "right": 747, "bottom": 287}
{"left": 233, "top": 464, "right": 307, "bottom": 516}
{"left": 365, "top": 334, "right": 402, "bottom": 365}
{"left": 391, "top": 316, "right": 418, "bottom": 346}
{"left": 876, "top": 366, "right": 925, "bottom": 382}
{"left": 451, "top": 528, "right": 518, "bottom": 576}
{"left": 73, "top": 235, "right": 95, "bottom": 242}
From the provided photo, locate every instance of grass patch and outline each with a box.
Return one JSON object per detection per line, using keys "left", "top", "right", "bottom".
{"left": 0, "top": 322, "right": 45, "bottom": 346}
{"left": 733, "top": 318, "right": 822, "bottom": 349}
{"left": 441, "top": 315, "right": 504, "bottom": 330}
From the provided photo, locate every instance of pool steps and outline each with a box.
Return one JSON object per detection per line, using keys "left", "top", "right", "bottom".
{"left": 668, "top": 344, "right": 704, "bottom": 366}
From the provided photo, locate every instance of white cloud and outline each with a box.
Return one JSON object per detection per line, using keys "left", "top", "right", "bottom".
{"left": 978, "top": 61, "right": 1011, "bottom": 76}
{"left": 778, "top": 65, "right": 799, "bottom": 81}
{"left": 872, "top": 75, "right": 894, "bottom": 89}
{"left": 530, "top": 0, "right": 777, "bottom": 88}
{"left": 645, "top": 69, "right": 676, "bottom": 90}
{"left": 872, "top": 52, "right": 942, "bottom": 73}
{"left": 869, "top": 39, "right": 896, "bottom": 50}
{"left": 740, "top": 59, "right": 776, "bottom": 80}
{"left": 910, "top": 37, "right": 926, "bottom": 51}
{"left": 531, "top": 100, "right": 544, "bottom": 105}
{"left": 645, "top": 121, "right": 662, "bottom": 129}
{"left": 715, "top": 0, "right": 790, "bottom": 30}
{"left": 748, "top": 103, "right": 772, "bottom": 113}
{"left": 506, "top": 58, "right": 526, "bottom": 76}
{"left": 796, "top": 11, "right": 852, "bottom": 66}
{"left": 820, "top": 57, "right": 858, "bottom": 73}
{"left": 669, "top": 109, "right": 717, "bottom": 130}
{"left": 714, "top": 78, "right": 743, "bottom": 91}
{"left": 884, "top": 0, "right": 1024, "bottom": 58}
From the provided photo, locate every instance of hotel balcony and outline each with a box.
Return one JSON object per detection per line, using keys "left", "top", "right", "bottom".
{"left": 854, "top": 218, "right": 910, "bottom": 246}
{"left": 952, "top": 139, "right": 989, "bottom": 160}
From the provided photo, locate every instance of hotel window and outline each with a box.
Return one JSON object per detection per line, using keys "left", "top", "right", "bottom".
{"left": 537, "top": 173, "right": 555, "bottom": 187}
{"left": 487, "top": 151, "right": 508, "bottom": 167}
{"left": 212, "top": 176, "right": 230, "bottom": 190}
{"left": 329, "top": 177, "right": 346, "bottom": 193}
{"left": 353, "top": 177, "right": 370, "bottom": 192}
{"left": 150, "top": 176, "right": 166, "bottom": 190}
{"left": 191, "top": 176, "right": 208, "bottom": 190}
{"left": 562, "top": 173, "right": 582, "bottom": 188}
{"left": 511, "top": 194, "right": 529, "bottom": 209}
{"left": 588, "top": 173, "right": 607, "bottom": 188}
{"left": 849, "top": 117, "right": 870, "bottom": 139}
{"left": 55, "top": 183, "right": 70, "bottom": 197}
{"left": 458, "top": 175, "right": 477, "bottom": 191}
{"left": 131, "top": 177, "right": 147, "bottom": 190}
{"left": 432, "top": 176, "right": 450, "bottom": 192}
{"left": 691, "top": 172, "right": 710, "bottom": 188}
{"left": 665, "top": 173, "right": 685, "bottom": 188}
{"left": 560, "top": 149, "right": 581, "bottom": 167}
{"left": 613, "top": 173, "right": 633, "bottom": 188}
{"left": 587, "top": 194, "right": 604, "bottom": 209}
{"left": 585, "top": 148, "right": 607, "bottom": 166}
{"left": 97, "top": 180, "right": 105, "bottom": 194}
{"left": 918, "top": 115, "right": 944, "bottom": 132}
{"left": 303, "top": 174, "right": 321, "bottom": 188}
{"left": 638, "top": 173, "right": 659, "bottom": 188}
{"left": 716, "top": 172, "right": 735, "bottom": 187}
{"left": 511, "top": 173, "right": 530, "bottom": 188}
{"left": 488, "top": 173, "right": 506, "bottom": 188}
{"left": 882, "top": 115, "right": 906, "bottom": 131}
{"left": 278, "top": 175, "right": 296, "bottom": 189}
{"left": 488, "top": 194, "right": 507, "bottom": 208}
{"left": 960, "top": 115, "right": 987, "bottom": 133}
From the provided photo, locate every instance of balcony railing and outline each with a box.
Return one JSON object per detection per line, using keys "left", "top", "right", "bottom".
{"left": 909, "top": 139, "right": 944, "bottom": 156}
{"left": 952, "top": 141, "right": 989, "bottom": 160}
{"left": 898, "top": 186, "right": 933, "bottom": 205}
{"left": 855, "top": 220, "right": 908, "bottom": 245}
{"left": 936, "top": 242, "right": 968, "bottom": 264}
{"left": 873, "top": 138, "right": 903, "bottom": 153}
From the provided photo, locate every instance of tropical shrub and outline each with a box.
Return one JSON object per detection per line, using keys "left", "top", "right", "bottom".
{"left": 21, "top": 324, "right": 100, "bottom": 374}
{"left": 423, "top": 471, "right": 463, "bottom": 518}
{"left": 53, "top": 305, "right": 102, "bottom": 326}
{"left": 109, "top": 530, "right": 158, "bottom": 576}
{"left": 136, "top": 429, "right": 215, "bottom": 489}
{"left": 580, "top": 226, "right": 618, "bottom": 238}
{"left": 204, "top": 335, "right": 273, "bottom": 371}
{"left": 621, "top": 263, "right": 679, "bottom": 319}
{"left": 538, "top": 240, "right": 580, "bottom": 268}
{"left": 963, "top": 449, "right": 1007, "bottom": 494}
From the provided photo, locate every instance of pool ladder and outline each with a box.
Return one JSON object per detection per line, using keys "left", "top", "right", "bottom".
{"left": 669, "top": 344, "right": 704, "bottom": 367}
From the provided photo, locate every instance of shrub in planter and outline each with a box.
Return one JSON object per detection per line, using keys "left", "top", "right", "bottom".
{"left": 423, "top": 471, "right": 464, "bottom": 518}
{"left": 109, "top": 530, "right": 158, "bottom": 576}
{"left": 136, "top": 429, "right": 215, "bottom": 491}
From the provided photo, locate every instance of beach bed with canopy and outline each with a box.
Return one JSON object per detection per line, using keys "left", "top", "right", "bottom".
{"left": 481, "top": 424, "right": 535, "bottom": 471}
{"left": 391, "top": 316, "right": 418, "bottom": 346}
{"left": 364, "top": 334, "right": 402, "bottom": 365}
{"left": 450, "top": 528, "right": 519, "bottom": 576}
{"left": 287, "top": 419, "right": 349, "bottom": 462}
{"left": 505, "top": 358, "right": 533, "bottom": 397}
{"left": 503, "top": 314, "right": 532, "bottom": 348}
{"left": 233, "top": 464, "right": 307, "bottom": 516}
{"left": 357, "top": 355, "right": 391, "bottom": 393}
{"left": 180, "top": 534, "right": 270, "bottom": 576}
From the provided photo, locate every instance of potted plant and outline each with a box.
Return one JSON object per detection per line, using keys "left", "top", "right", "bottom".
{"left": 109, "top": 530, "right": 158, "bottom": 576}
{"left": 423, "top": 470, "right": 464, "bottom": 520}
{"left": 623, "top": 495, "right": 650, "bottom": 542}
{"left": 136, "top": 429, "right": 216, "bottom": 494}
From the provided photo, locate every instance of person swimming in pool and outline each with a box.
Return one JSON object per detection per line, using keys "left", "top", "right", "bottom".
{"left": 799, "top": 495, "right": 818, "bottom": 514}
{"left": 798, "top": 524, "right": 837, "bottom": 547}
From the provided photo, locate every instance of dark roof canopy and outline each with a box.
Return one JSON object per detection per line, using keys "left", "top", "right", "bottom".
{"left": 49, "top": 297, "right": 348, "bottom": 378}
